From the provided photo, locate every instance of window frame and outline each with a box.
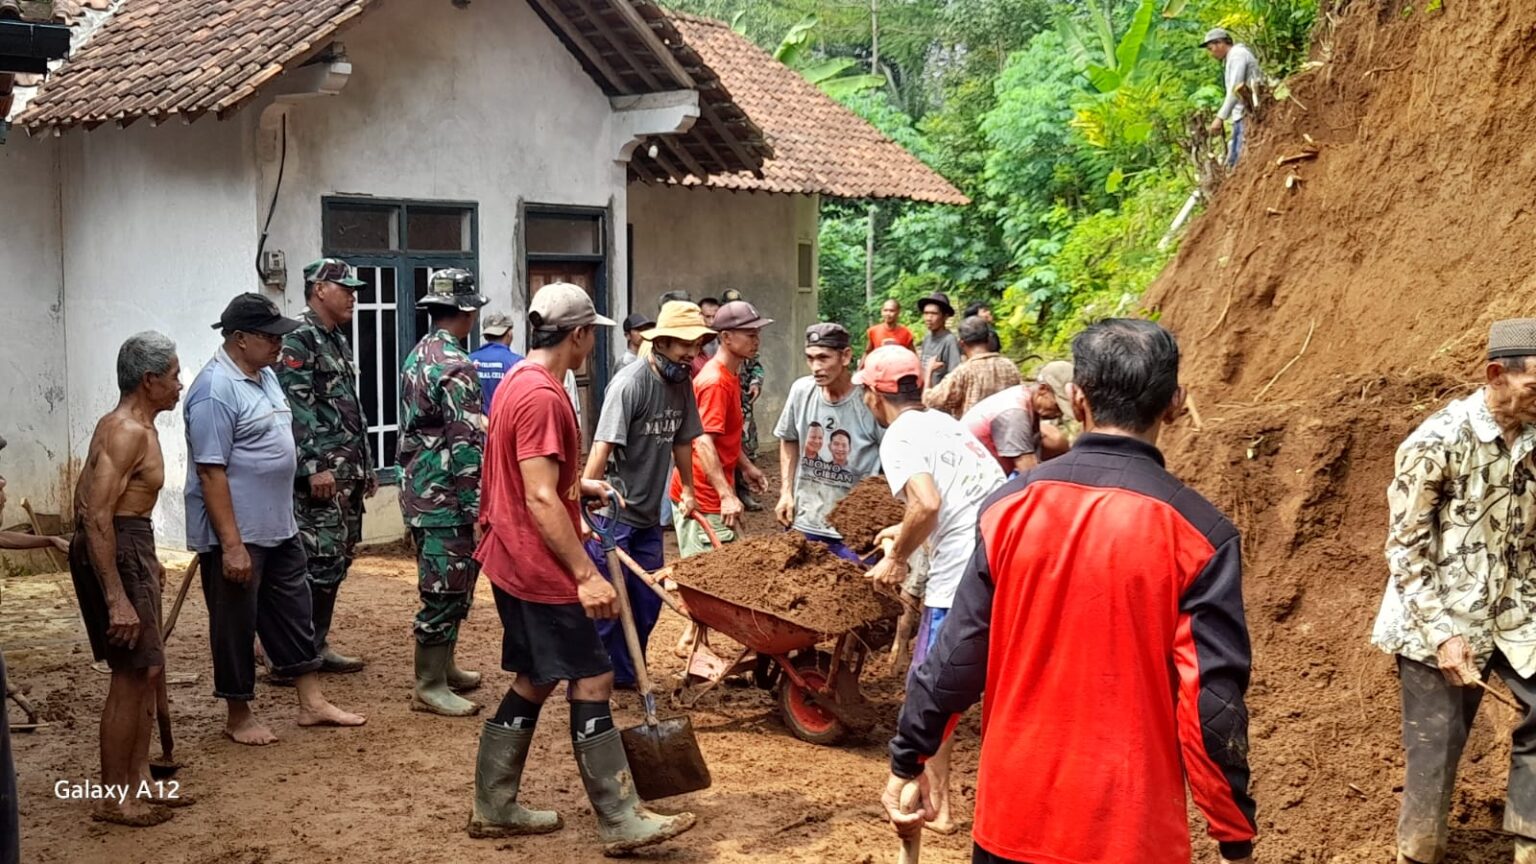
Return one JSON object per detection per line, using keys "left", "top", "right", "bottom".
{"left": 323, "top": 196, "right": 480, "bottom": 485}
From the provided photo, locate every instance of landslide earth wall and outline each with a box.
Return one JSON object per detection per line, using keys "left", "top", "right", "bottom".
{"left": 1145, "top": 1, "right": 1536, "bottom": 859}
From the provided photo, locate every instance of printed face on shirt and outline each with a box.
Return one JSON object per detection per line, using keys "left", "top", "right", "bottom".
{"left": 830, "top": 429, "right": 851, "bottom": 467}
{"left": 805, "top": 422, "right": 825, "bottom": 459}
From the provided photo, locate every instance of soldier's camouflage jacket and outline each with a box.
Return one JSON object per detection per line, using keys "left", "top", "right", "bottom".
{"left": 397, "top": 329, "right": 485, "bottom": 527}
{"left": 277, "top": 310, "right": 373, "bottom": 480}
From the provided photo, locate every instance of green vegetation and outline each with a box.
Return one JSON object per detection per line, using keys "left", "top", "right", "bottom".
{"left": 668, "top": 0, "right": 1320, "bottom": 359}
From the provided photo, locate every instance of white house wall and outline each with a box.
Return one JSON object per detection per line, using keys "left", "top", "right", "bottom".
{"left": 0, "top": 135, "right": 69, "bottom": 532}
{"left": 627, "top": 184, "right": 819, "bottom": 426}
{"left": 58, "top": 114, "right": 261, "bottom": 546}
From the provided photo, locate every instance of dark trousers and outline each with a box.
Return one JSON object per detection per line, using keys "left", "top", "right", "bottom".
{"left": 583, "top": 519, "right": 663, "bottom": 686}
{"left": 1398, "top": 653, "right": 1536, "bottom": 862}
{"left": 0, "top": 651, "right": 17, "bottom": 864}
{"left": 973, "top": 844, "right": 1026, "bottom": 864}
{"left": 200, "top": 536, "right": 324, "bottom": 700}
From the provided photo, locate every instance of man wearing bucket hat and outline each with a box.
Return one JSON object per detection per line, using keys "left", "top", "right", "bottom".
{"left": 1202, "top": 27, "right": 1264, "bottom": 167}
{"left": 581, "top": 301, "right": 711, "bottom": 687}
{"left": 469, "top": 282, "right": 696, "bottom": 853}
{"left": 669, "top": 299, "right": 771, "bottom": 555}
{"left": 917, "top": 291, "right": 964, "bottom": 389}
{"left": 397, "top": 269, "right": 491, "bottom": 716}
{"left": 960, "top": 360, "right": 1076, "bottom": 476}
{"left": 277, "top": 258, "right": 374, "bottom": 676}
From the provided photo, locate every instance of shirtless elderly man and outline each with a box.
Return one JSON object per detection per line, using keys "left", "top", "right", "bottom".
{"left": 66, "top": 332, "right": 184, "bottom": 826}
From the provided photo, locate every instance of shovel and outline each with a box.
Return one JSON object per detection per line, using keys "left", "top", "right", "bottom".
{"left": 585, "top": 495, "right": 712, "bottom": 801}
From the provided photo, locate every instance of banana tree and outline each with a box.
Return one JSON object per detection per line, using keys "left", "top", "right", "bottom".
{"left": 1057, "top": 0, "right": 1184, "bottom": 94}
{"left": 772, "top": 14, "right": 887, "bottom": 100}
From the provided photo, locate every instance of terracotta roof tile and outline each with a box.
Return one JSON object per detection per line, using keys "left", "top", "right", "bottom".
{"left": 20, "top": 0, "right": 376, "bottom": 130}
{"left": 657, "top": 13, "right": 967, "bottom": 205}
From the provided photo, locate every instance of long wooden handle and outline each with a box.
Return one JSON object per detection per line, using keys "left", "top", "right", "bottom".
{"left": 161, "top": 556, "right": 200, "bottom": 643}
{"left": 20, "top": 499, "right": 65, "bottom": 571}
{"left": 603, "top": 548, "right": 656, "bottom": 723}
{"left": 609, "top": 545, "right": 687, "bottom": 617}
{"left": 897, "top": 783, "right": 922, "bottom": 864}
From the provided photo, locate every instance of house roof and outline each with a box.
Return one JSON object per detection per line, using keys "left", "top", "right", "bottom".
{"left": 661, "top": 13, "right": 968, "bottom": 205}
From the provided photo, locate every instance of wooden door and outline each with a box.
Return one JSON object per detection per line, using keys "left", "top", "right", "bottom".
{"left": 528, "top": 263, "right": 601, "bottom": 442}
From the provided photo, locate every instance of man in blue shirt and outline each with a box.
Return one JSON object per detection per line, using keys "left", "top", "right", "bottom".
{"left": 469, "top": 311, "right": 523, "bottom": 414}
{"left": 185, "top": 293, "right": 366, "bottom": 746}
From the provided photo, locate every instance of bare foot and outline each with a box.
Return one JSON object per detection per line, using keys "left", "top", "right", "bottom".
{"left": 296, "top": 700, "right": 366, "bottom": 728}
{"left": 91, "top": 799, "right": 172, "bottom": 827}
{"left": 224, "top": 715, "right": 279, "bottom": 746}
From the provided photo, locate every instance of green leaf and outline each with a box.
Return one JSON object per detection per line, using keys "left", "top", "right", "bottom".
{"left": 1161, "top": 0, "right": 1189, "bottom": 19}
{"left": 1113, "top": 0, "right": 1158, "bottom": 83}
{"left": 1105, "top": 168, "right": 1125, "bottom": 193}
{"left": 1123, "top": 121, "right": 1153, "bottom": 143}
{"left": 1085, "top": 64, "right": 1121, "bottom": 93}
{"left": 728, "top": 10, "right": 747, "bottom": 36}
{"left": 800, "top": 57, "right": 859, "bottom": 84}
{"left": 773, "top": 13, "right": 819, "bottom": 66}
{"left": 819, "top": 74, "right": 888, "bottom": 99}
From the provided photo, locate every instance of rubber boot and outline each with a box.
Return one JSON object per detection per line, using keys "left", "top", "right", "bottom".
{"left": 412, "top": 643, "right": 480, "bottom": 717}
{"left": 446, "top": 640, "right": 481, "bottom": 693}
{"left": 574, "top": 728, "right": 697, "bottom": 856}
{"left": 466, "top": 721, "right": 562, "bottom": 838}
{"left": 311, "top": 584, "right": 365, "bottom": 673}
{"left": 1515, "top": 838, "right": 1536, "bottom": 864}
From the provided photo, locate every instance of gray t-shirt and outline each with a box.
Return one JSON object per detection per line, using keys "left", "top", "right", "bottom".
{"left": 184, "top": 349, "right": 300, "bottom": 552}
{"left": 595, "top": 357, "right": 703, "bottom": 528}
{"left": 773, "top": 376, "right": 884, "bottom": 539}
{"left": 920, "top": 329, "right": 964, "bottom": 386}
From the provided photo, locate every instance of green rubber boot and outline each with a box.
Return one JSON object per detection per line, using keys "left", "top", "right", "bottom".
{"left": 411, "top": 643, "right": 480, "bottom": 717}
{"left": 467, "top": 721, "right": 563, "bottom": 838}
{"left": 574, "top": 728, "right": 697, "bottom": 857}
{"left": 446, "top": 640, "right": 481, "bottom": 693}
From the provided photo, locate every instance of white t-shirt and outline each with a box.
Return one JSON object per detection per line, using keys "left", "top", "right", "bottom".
{"left": 880, "top": 408, "right": 1005, "bottom": 609}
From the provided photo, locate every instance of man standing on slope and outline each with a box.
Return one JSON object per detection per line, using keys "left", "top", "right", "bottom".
{"left": 1203, "top": 27, "right": 1264, "bottom": 167}
{"left": 774, "top": 323, "right": 884, "bottom": 562}
{"left": 468, "top": 284, "right": 695, "bottom": 853}
{"left": 881, "top": 319, "right": 1257, "bottom": 864}
{"left": 582, "top": 301, "right": 711, "bottom": 687}
{"left": 861, "top": 344, "right": 1005, "bottom": 834}
{"left": 399, "top": 269, "right": 489, "bottom": 717}
{"left": 277, "top": 258, "right": 375, "bottom": 674}
{"left": 1372, "top": 319, "right": 1536, "bottom": 864}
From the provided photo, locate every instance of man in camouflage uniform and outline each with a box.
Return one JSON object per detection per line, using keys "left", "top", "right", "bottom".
{"left": 277, "top": 258, "right": 375, "bottom": 674}
{"left": 398, "top": 268, "right": 489, "bottom": 717}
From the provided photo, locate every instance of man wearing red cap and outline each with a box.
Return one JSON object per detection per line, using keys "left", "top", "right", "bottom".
{"left": 858, "top": 344, "right": 1004, "bottom": 833}
{"left": 669, "top": 300, "right": 771, "bottom": 556}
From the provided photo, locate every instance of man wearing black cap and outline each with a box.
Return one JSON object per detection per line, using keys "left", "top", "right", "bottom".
{"left": 923, "top": 316, "right": 1021, "bottom": 418}
{"left": 618, "top": 312, "right": 654, "bottom": 370}
{"left": 185, "top": 294, "right": 365, "bottom": 746}
{"left": 1373, "top": 319, "right": 1536, "bottom": 864}
{"left": 917, "top": 291, "right": 963, "bottom": 388}
{"left": 773, "top": 323, "right": 884, "bottom": 562}
{"left": 277, "top": 257, "right": 374, "bottom": 675}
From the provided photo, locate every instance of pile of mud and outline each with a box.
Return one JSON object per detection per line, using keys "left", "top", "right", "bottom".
{"left": 1142, "top": 3, "right": 1536, "bottom": 859}
{"left": 670, "top": 533, "right": 898, "bottom": 635}
{"left": 828, "top": 477, "right": 906, "bottom": 552}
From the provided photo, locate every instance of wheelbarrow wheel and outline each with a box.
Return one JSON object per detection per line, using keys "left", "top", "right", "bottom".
{"left": 777, "top": 652, "right": 845, "bottom": 746}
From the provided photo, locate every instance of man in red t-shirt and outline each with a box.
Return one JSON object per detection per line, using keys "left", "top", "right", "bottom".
{"left": 866, "top": 298, "right": 916, "bottom": 353}
{"left": 668, "top": 299, "right": 771, "bottom": 556}
{"left": 468, "top": 283, "right": 696, "bottom": 855}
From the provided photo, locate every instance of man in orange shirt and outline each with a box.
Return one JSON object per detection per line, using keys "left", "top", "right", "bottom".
{"left": 670, "top": 300, "right": 771, "bottom": 556}
{"left": 867, "top": 298, "right": 916, "bottom": 353}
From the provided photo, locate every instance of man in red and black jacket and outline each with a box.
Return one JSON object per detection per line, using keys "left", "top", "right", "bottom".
{"left": 881, "top": 318, "right": 1258, "bottom": 864}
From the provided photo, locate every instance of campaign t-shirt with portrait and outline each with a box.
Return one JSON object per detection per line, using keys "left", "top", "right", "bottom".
{"left": 595, "top": 357, "right": 703, "bottom": 529}
{"left": 773, "top": 377, "right": 884, "bottom": 539}
{"left": 880, "top": 407, "right": 1004, "bottom": 609}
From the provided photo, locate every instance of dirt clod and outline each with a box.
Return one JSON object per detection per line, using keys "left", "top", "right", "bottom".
{"left": 670, "top": 533, "right": 898, "bottom": 634}
{"left": 828, "top": 477, "right": 906, "bottom": 553}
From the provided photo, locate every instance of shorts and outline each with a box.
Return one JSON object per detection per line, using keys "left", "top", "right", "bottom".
{"left": 69, "top": 517, "right": 164, "bottom": 671}
{"left": 674, "top": 510, "right": 736, "bottom": 558}
{"left": 493, "top": 586, "right": 612, "bottom": 686}
{"left": 907, "top": 605, "right": 949, "bottom": 691}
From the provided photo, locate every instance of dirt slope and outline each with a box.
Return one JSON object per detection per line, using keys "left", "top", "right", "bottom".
{"left": 1146, "top": 2, "right": 1536, "bottom": 860}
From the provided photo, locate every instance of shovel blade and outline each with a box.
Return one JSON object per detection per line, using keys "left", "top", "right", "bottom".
{"left": 621, "top": 714, "right": 711, "bottom": 801}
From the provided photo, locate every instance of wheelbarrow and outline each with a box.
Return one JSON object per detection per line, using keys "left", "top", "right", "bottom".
{"left": 669, "top": 579, "right": 879, "bottom": 746}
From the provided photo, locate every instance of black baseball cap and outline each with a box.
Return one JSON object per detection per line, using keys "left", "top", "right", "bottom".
{"left": 805, "top": 322, "right": 850, "bottom": 350}
{"left": 623, "top": 312, "right": 656, "bottom": 333}
{"left": 212, "top": 293, "right": 301, "bottom": 336}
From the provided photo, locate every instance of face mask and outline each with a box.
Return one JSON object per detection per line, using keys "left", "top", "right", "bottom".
{"left": 655, "top": 351, "right": 692, "bottom": 384}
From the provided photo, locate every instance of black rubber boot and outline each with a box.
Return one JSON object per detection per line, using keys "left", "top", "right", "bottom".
{"left": 574, "top": 728, "right": 696, "bottom": 856}
{"left": 466, "top": 721, "right": 562, "bottom": 838}
{"left": 412, "top": 643, "right": 479, "bottom": 717}
{"left": 311, "top": 584, "right": 364, "bottom": 673}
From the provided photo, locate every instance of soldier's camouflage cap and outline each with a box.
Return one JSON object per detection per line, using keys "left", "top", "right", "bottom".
{"left": 304, "top": 258, "right": 366, "bottom": 288}
{"left": 419, "top": 268, "right": 489, "bottom": 312}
